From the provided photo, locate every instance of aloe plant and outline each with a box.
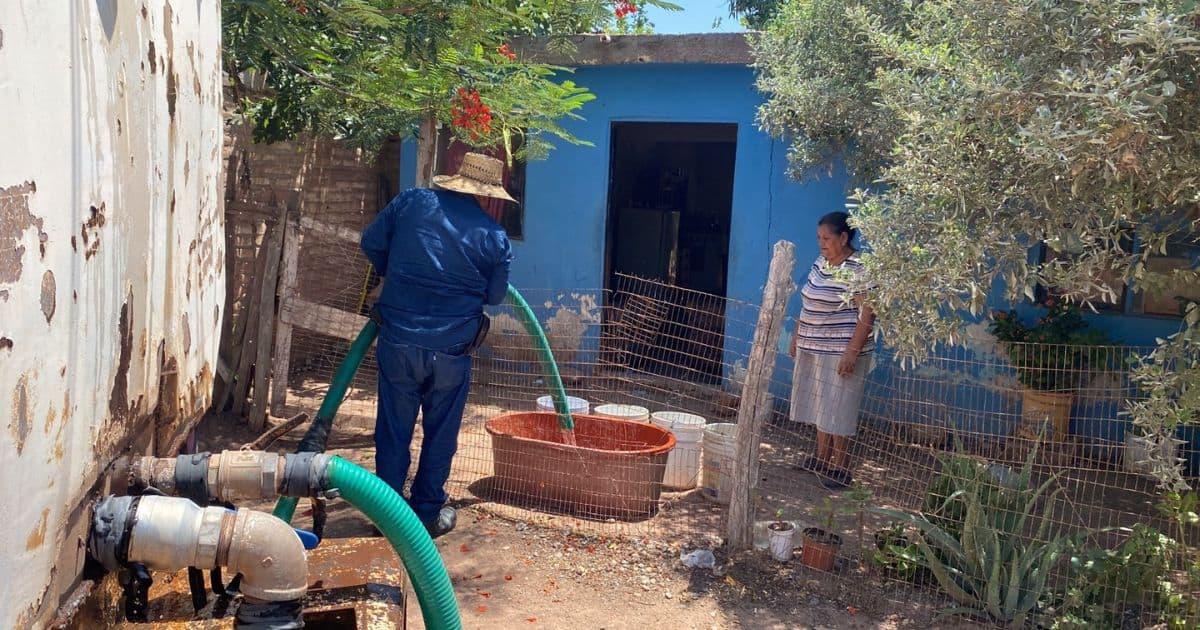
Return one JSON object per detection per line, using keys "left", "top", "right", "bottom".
{"left": 875, "top": 452, "right": 1093, "bottom": 626}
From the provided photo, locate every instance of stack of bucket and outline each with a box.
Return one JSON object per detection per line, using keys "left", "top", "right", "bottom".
{"left": 535, "top": 395, "right": 590, "bottom": 416}
{"left": 649, "top": 412, "right": 707, "bottom": 490}
{"left": 700, "top": 422, "right": 736, "bottom": 503}
{"left": 593, "top": 404, "right": 651, "bottom": 423}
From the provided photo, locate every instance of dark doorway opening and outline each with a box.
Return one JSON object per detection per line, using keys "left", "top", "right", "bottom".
{"left": 604, "top": 122, "right": 737, "bottom": 381}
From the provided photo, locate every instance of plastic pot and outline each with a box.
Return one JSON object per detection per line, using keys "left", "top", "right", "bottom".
{"left": 800, "top": 527, "right": 841, "bottom": 572}
{"left": 767, "top": 522, "right": 796, "bottom": 563}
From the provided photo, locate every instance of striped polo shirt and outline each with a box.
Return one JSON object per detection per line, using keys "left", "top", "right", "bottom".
{"left": 795, "top": 254, "right": 873, "bottom": 355}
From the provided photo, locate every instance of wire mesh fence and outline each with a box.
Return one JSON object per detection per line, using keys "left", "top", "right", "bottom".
{"left": 267, "top": 232, "right": 1199, "bottom": 627}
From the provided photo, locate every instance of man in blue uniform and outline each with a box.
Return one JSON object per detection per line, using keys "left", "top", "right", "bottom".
{"left": 360, "top": 152, "right": 513, "bottom": 537}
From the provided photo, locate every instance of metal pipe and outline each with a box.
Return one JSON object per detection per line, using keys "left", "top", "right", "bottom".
{"left": 89, "top": 495, "right": 306, "bottom": 628}
{"left": 120, "top": 450, "right": 329, "bottom": 505}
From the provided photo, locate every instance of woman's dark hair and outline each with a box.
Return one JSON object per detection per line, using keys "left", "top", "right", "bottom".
{"left": 818, "top": 211, "right": 857, "bottom": 244}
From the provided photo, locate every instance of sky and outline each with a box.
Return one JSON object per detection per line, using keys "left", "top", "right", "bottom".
{"left": 643, "top": 0, "right": 745, "bottom": 34}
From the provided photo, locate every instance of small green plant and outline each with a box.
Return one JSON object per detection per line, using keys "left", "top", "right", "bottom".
{"left": 769, "top": 507, "right": 792, "bottom": 532}
{"left": 844, "top": 483, "right": 873, "bottom": 563}
{"left": 871, "top": 522, "right": 930, "bottom": 582}
{"left": 1051, "top": 525, "right": 1182, "bottom": 629}
{"left": 814, "top": 497, "right": 838, "bottom": 533}
{"left": 988, "top": 301, "right": 1110, "bottom": 391}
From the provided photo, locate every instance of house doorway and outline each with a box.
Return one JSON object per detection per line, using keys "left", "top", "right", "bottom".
{"left": 604, "top": 122, "right": 737, "bottom": 381}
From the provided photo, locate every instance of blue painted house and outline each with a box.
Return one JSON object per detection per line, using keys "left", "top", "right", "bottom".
{"left": 394, "top": 33, "right": 1196, "bottom": 465}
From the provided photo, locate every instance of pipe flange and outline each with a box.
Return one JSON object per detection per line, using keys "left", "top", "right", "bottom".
{"left": 175, "top": 452, "right": 211, "bottom": 504}
{"left": 194, "top": 505, "right": 229, "bottom": 568}
{"left": 89, "top": 495, "right": 138, "bottom": 572}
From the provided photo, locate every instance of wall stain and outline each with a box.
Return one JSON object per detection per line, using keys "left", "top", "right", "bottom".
{"left": 165, "top": 2, "right": 177, "bottom": 119}
{"left": 0, "top": 181, "right": 42, "bottom": 284}
{"left": 82, "top": 203, "right": 107, "bottom": 260}
{"left": 10, "top": 373, "right": 31, "bottom": 455}
{"left": 40, "top": 270, "right": 56, "bottom": 323}
{"left": 182, "top": 313, "right": 191, "bottom": 354}
{"left": 24, "top": 509, "right": 49, "bottom": 550}
{"left": 109, "top": 297, "right": 134, "bottom": 421}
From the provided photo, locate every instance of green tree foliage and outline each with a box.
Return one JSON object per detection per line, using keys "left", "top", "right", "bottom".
{"left": 224, "top": 0, "right": 676, "bottom": 157}
{"left": 755, "top": 1, "right": 1200, "bottom": 486}
{"left": 727, "top": 0, "right": 784, "bottom": 29}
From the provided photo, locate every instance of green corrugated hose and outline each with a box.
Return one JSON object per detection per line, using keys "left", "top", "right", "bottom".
{"left": 268, "top": 284, "right": 571, "bottom": 629}
{"left": 273, "top": 319, "right": 380, "bottom": 523}
{"left": 504, "top": 284, "right": 575, "bottom": 431}
{"left": 325, "top": 456, "right": 461, "bottom": 630}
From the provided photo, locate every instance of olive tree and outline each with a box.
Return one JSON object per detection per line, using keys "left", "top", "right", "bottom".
{"left": 755, "top": 0, "right": 1200, "bottom": 490}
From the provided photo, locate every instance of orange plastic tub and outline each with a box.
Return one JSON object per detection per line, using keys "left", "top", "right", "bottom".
{"left": 485, "top": 412, "right": 676, "bottom": 521}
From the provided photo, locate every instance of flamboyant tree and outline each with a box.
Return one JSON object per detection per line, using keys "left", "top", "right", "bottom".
{"left": 224, "top": 0, "right": 677, "bottom": 158}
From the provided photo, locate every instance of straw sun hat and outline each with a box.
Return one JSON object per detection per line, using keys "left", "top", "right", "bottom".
{"left": 432, "top": 152, "right": 516, "bottom": 203}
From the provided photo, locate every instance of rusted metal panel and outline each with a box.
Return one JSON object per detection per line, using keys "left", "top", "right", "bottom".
{"left": 0, "top": 2, "right": 224, "bottom": 627}
{"left": 98, "top": 537, "right": 407, "bottom": 629}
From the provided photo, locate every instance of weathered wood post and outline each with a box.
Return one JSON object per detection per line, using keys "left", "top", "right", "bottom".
{"left": 727, "top": 240, "right": 796, "bottom": 550}
{"left": 268, "top": 205, "right": 301, "bottom": 417}
{"left": 415, "top": 116, "right": 438, "bottom": 187}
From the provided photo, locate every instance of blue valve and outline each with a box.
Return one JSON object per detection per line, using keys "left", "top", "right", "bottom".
{"left": 293, "top": 528, "right": 319, "bottom": 550}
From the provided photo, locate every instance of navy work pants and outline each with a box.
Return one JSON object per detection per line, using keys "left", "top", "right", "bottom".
{"left": 374, "top": 338, "right": 472, "bottom": 523}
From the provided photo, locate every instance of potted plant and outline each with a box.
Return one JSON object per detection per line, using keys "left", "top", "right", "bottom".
{"left": 800, "top": 498, "right": 843, "bottom": 572}
{"left": 767, "top": 508, "right": 796, "bottom": 562}
{"left": 1123, "top": 425, "right": 1182, "bottom": 477}
{"left": 989, "top": 299, "right": 1109, "bottom": 440}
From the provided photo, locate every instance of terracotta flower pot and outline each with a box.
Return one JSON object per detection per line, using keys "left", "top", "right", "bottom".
{"left": 1020, "top": 389, "right": 1074, "bottom": 440}
{"left": 800, "top": 527, "right": 842, "bottom": 572}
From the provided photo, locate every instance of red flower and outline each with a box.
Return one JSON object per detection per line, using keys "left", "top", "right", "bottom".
{"left": 498, "top": 44, "right": 517, "bottom": 61}
{"left": 450, "top": 88, "right": 493, "bottom": 140}
{"left": 614, "top": 1, "right": 637, "bottom": 20}
{"left": 288, "top": 0, "right": 309, "bottom": 15}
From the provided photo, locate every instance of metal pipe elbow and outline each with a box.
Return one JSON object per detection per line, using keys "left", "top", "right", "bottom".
{"left": 225, "top": 508, "right": 309, "bottom": 602}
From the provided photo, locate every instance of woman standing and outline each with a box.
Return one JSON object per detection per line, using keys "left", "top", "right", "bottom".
{"left": 789, "top": 211, "right": 875, "bottom": 490}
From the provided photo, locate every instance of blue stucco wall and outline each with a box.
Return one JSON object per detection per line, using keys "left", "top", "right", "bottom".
{"left": 394, "top": 62, "right": 1195, "bottom": 468}
{"left": 511, "top": 63, "right": 848, "bottom": 301}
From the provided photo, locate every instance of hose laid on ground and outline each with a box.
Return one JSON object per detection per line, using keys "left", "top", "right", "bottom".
{"left": 324, "top": 456, "right": 461, "bottom": 630}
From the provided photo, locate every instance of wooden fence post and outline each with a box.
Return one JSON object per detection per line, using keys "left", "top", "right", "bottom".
{"left": 727, "top": 240, "right": 796, "bottom": 551}
{"left": 246, "top": 191, "right": 298, "bottom": 430}
{"left": 269, "top": 208, "right": 301, "bottom": 416}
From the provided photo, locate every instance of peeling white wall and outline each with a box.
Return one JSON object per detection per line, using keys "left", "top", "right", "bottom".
{"left": 0, "top": 2, "right": 223, "bottom": 626}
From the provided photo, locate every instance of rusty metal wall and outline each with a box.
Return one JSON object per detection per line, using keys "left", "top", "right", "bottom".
{"left": 0, "top": 2, "right": 223, "bottom": 626}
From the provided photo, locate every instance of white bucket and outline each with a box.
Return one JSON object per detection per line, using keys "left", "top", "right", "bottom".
{"left": 768, "top": 524, "right": 796, "bottom": 562}
{"left": 594, "top": 404, "right": 651, "bottom": 423}
{"left": 536, "top": 395, "right": 589, "bottom": 415}
{"left": 701, "top": 423, "right": 737, "bottom": 504}
{"left": 651, "top": 411, "right": 707, "bottom": 490}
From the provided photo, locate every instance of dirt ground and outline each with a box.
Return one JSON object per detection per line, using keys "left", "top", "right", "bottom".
{"left": 194, "top": 412, "right": 976, "bottom": 630}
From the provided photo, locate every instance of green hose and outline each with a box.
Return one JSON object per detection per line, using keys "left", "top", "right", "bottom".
{"left": 504, "top": 285, "right": 575, "bottom": 431}
{"left": 325, "top": 456, "right": 461, "bottom": 630}
{"left": 266, "top": 284, "right": 569, "bottom": 627}
{"left": 273, "top": 319, "right": 380, "bottom": 523}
